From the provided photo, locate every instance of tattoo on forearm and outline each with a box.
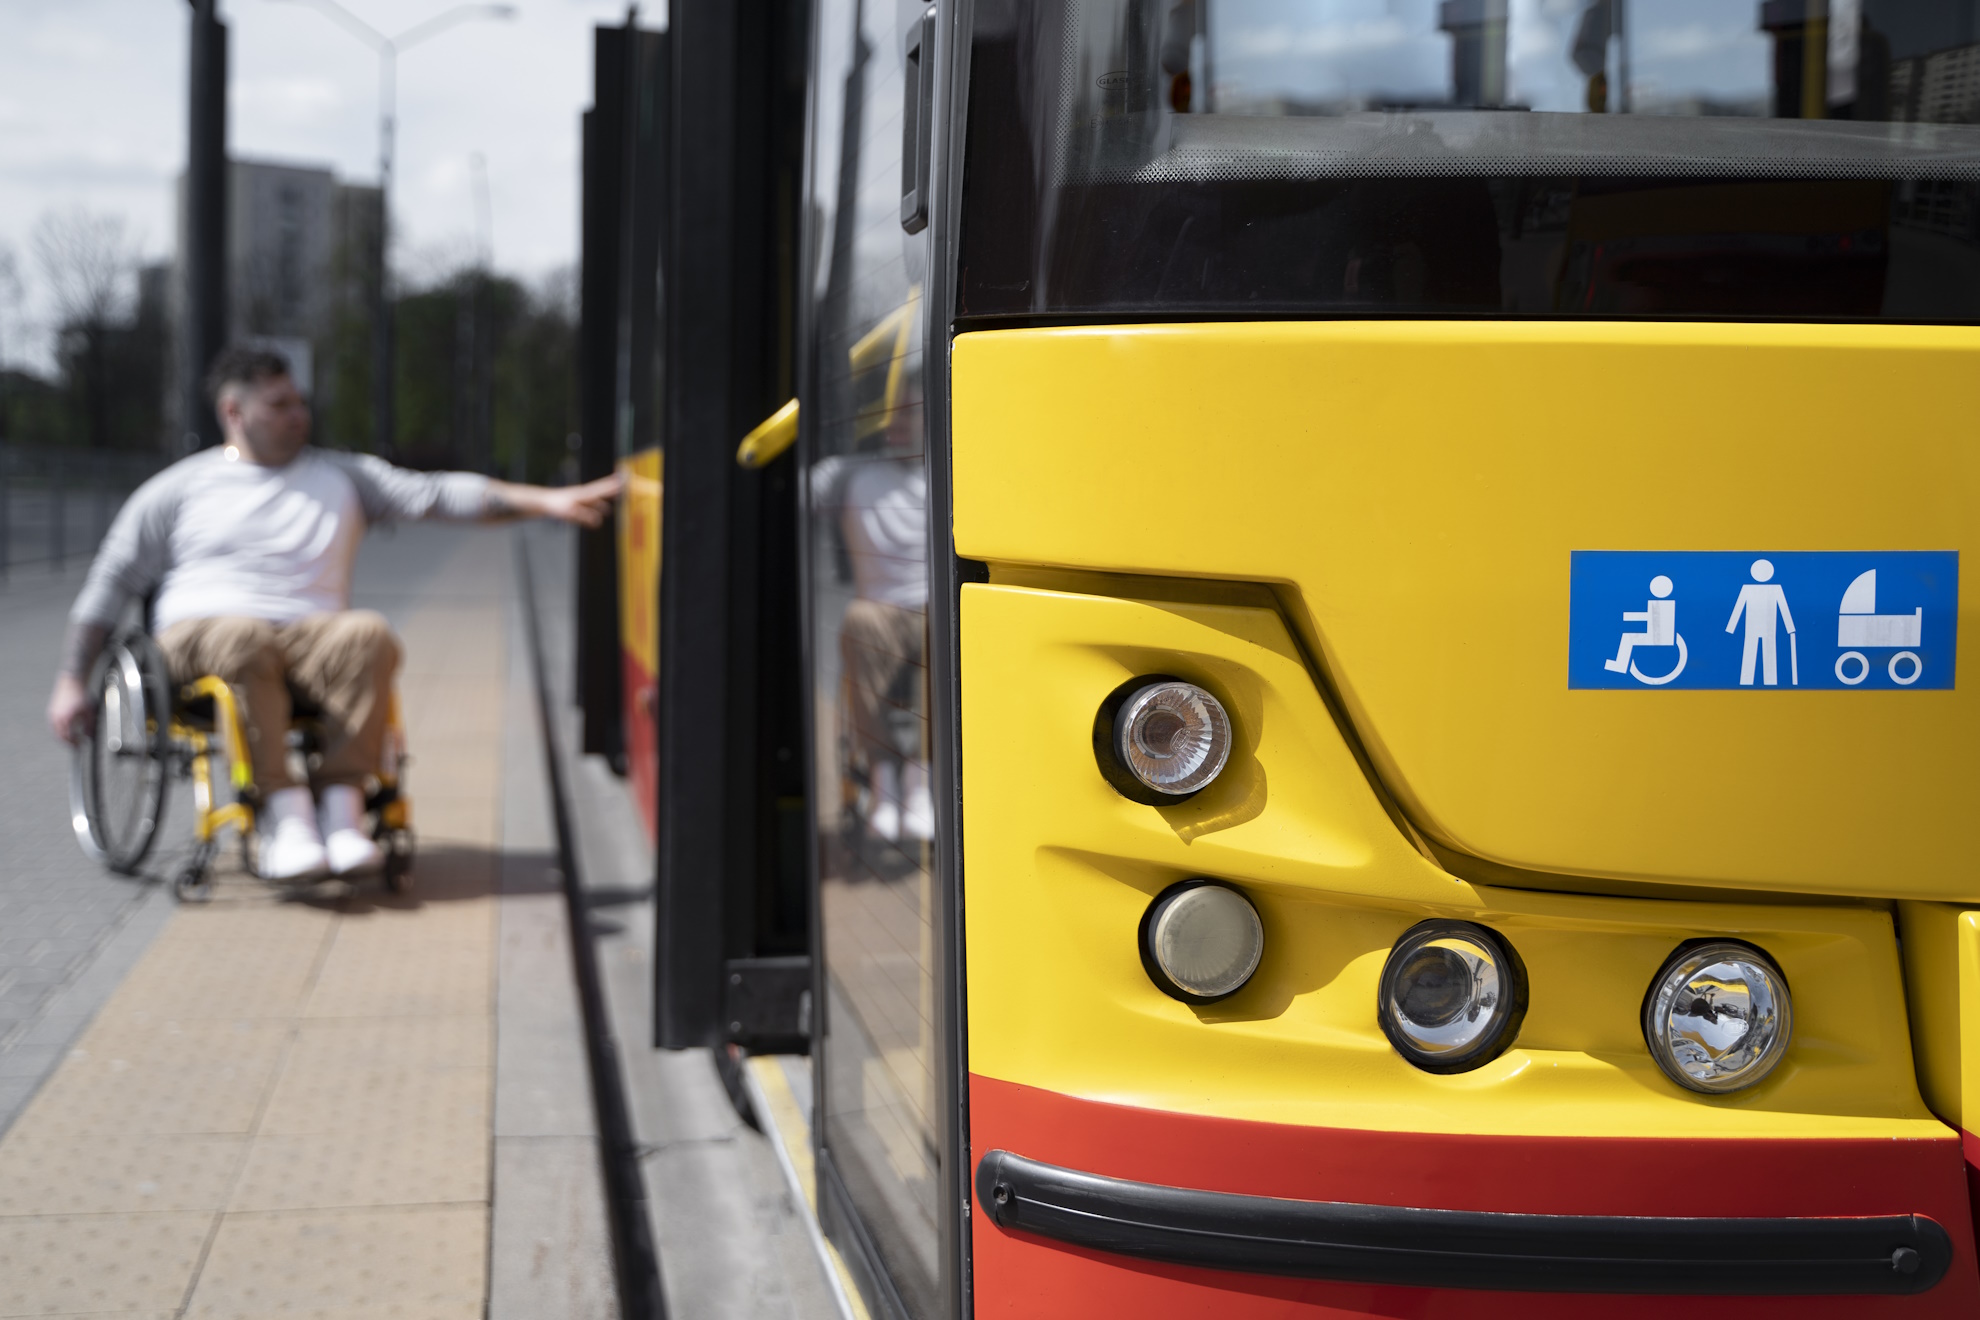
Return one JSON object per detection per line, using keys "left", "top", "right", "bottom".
{"left": 60, "top": 622, "right": 110, "bottom": 680}
{"left": 483, "top": 488, "right": 522, "bottom": 522}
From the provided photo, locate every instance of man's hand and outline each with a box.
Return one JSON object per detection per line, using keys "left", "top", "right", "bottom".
{"left": 483, "top": 473, "right": 625, "bottom": 529}
{"left": 48, "top": 673, "right": 92, "bottom": 745}
{"left": 540, "top": 472, "right": 624, "bottom": 528}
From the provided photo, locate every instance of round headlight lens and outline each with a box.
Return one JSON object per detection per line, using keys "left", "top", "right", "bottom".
{"left": 1141, "top": 882, "right": 1264, "bottom": 1003}
{"left": 1378, "top": 921, "right": 1527, "bottom": 1073}
{"left": 1643, "top": 941, "right": 1792, "bottom": 1094}
{"left": 1114, "top": 680, "right": 1231, "bottom": 798}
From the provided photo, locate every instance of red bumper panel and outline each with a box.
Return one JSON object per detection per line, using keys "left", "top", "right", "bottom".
{"left": 621, "top": 651, "right": 657, "bottom": 842}
{"left": 970, "top": 1074, "right": 1980, "bottom": 1318}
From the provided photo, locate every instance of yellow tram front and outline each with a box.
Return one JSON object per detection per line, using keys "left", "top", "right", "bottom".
{"left": 780, "top": 0, "right": 1980, "bottom": 1314}
{"left": 795, "top": 0, "right": 1980, "bottom": 1315}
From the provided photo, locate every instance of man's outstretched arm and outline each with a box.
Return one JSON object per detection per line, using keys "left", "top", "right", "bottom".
{"left": 480, "top": 473, "right": 623, "bottom": 528}
{"left": 335, "top": 453, "right": 622, "bottom": 529}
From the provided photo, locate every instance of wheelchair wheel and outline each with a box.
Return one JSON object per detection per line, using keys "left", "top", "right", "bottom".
{"left": 174, "top": 842, "right": 217, "bottom": 903}
{"left": 70, "top": 630, "right": 172, "bottom": 875}
{"left": 382, "top": 829, "right": 415, "bottom": 894}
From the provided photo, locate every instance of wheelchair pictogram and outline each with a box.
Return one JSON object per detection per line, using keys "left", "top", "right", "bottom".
{"left": 1604, "top": 574, "right": 1688, "bottom": 685}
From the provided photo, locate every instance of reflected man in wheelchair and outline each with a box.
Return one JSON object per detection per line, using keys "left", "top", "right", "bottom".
{"left": 48, "top": 347, "right": 619, "bottom": 882}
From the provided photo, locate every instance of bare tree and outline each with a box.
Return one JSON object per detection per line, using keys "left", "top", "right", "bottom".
{"left": 0, "top": 243, "right": 23, "bottom": 364}
{"left": 32, "top": 207, "right": 139, "bottom": 448}
{"left": 0, "top": 243, "right": 20, "bottom": 443}
{"left": 32, "top": 207, "right": 135, "bottom": 329}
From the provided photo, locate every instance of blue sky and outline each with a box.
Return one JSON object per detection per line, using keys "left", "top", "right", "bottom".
{"left": 0, "top": 0, "right": 635, "bottom": 370}
{"left": 1211, "top": 0, "right": 1773, "bottom": 112}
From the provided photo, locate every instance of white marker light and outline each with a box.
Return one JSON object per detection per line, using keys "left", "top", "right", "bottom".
{"left": 1378, "top": 922, "right": 1527, "bottom": 1073}
{"left": 1644, "top": 942, "right": 1792, "bottom": 1094}
{"left": 1114, "top": 681, "right": 1231, "bottom": 798}
{"left": 1141, "top": 882, "right": 1264, "bottom": 1003}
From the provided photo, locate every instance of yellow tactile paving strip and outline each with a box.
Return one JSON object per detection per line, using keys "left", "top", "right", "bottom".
{"left": 0, "top": 535, "right": 510, "bottom": 1319}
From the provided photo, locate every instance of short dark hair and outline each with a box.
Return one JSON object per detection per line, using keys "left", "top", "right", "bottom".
{"left": 204, "top": 345, "right": 291, "bottom": 405}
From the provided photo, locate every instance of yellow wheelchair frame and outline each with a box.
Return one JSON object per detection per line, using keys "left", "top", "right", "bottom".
{"left": 173, "top": 675, "right": 415, "bottom": 900}
{"left": 68, "top": 627, "right": 415, "bottom": 901}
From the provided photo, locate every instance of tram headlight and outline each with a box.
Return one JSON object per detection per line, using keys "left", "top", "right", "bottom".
{"left": 1140, "top": 881, "right": 1264, "bottom": 1003}
{"left": 1378, "top": 921, "right": 1527, "bottom": 1073}
{"left": 1643, "top": 941, "right": 1792, "bottom": 1094}
{"left": 1103, "top": 678, "right": 1232, "bottom": 801}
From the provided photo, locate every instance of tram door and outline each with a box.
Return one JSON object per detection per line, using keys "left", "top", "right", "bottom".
{"left": 648, "top": 0, "right": 813, "bottom": 1053}
{"left": 577, "top": 4, "right": 814, "bottom": 1056}
{"left": 578, "top": 20, "right": 668, "bottom": 818}
{"left": 798, "top": 1, "right": 955, "bottom": 1315}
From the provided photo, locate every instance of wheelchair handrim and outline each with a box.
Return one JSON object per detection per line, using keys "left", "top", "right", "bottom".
{"left": 70, "top": 636, "right": 170, "bottom": 874}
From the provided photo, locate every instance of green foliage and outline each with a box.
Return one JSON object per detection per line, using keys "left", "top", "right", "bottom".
{"left": 0, "top": 313, "right": 167, "bottom": 452}
{"left": 0, "top": 369, "right": 71, "bottom": 446}
{"left": 389, "top": 267, "right": 573, "bottom": 481}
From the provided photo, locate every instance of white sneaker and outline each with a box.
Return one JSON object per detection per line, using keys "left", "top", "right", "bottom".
{"left": 318, "top": 784, "right": 384, "bottom": 875}
{"left": 902, "top": 760, "right": 935, "bottom": 841}
{"left": 260, "top": 787, "right": 328, "bottom": 880}
{"left": 868, "top": 761, "right": 902, "bottom": 842}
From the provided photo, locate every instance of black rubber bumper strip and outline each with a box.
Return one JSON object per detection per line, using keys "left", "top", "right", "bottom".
{"left": 976, "top": 1150, "right": 1953, "bottom": 1295}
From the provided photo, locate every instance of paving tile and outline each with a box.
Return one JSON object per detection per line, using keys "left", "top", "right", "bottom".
{"left": 0, "top": 1211, "right": 214, "bottom": 1317}
{"left": 63, "top": 1017, "right": 291, "bottom": 1067}
{"left": 11, "top": 1022, "right": 290, "bottom": 1139}
{"left": 10, "top": 1064, "right": 269, "bottom": 1141}
{"left": 364, "top": 853, "right": 498, "bottom": 909}
{"left": 0, "top": 1132, "right": 248, "bottom": 1215}
{"left": 399, "top": 682, "right": 505, "bottom": 740}
{"left": 281, "top": 1017, "right": 491, "bottom": 1075}
{"left": 158, "top": 905, "right": 337, "bottom": 945}
{"left": 0, "top": 1079, "right": 38, "bottom": 1125}
{"left": 302, "top": 944, "right": 492, "bottom": 1021}
{"left": 0, "top": 528, "right": 533, "bottom": 1318}
{"left": 0, "top": 1046, "right": 64, "bottom": 1080}
{"left": 0, "top": 562, "right": 163, "bottom": 1130}
{"left": 389, "top": 752, "right": 501, "bottom": 805}
{"left": 331, "top": 892, "right": 495, "bottom": 940}
{"left": 396, "top": 798, "right": 499, "bottom": 850}
{"left": 104, "top": 939, "right": 322, "bottom": 1022}
{"left": 184, "top": 1206, "right": 486, "bottom": 1318}
{"left": 259, "top": 1064, "right": 489, "bottom": 1138}
{"left": 227, "top": 1126, "right": 489, "bottom": 1213}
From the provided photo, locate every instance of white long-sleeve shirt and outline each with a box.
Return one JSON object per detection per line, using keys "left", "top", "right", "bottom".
{"left": 69, "top": 446, "right": 490, "bottom": 646}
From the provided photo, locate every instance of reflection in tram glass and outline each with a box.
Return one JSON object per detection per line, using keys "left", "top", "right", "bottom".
{"left": 805, "top": 0, "right": 940, "bottom": 1312}
{"left": 960, "top": 0, "right": 1980, "bottom": 322}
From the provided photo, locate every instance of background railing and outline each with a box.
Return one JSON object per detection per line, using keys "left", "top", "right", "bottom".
{"left": 0, "top": 445, "right": 168, "bottom": 578}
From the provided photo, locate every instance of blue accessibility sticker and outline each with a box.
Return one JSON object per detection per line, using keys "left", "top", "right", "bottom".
{"left": 1569, "top": 551, "right": 1959, "bottom": 690}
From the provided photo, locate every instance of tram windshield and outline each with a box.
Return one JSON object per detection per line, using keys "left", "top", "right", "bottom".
{"left": 959, "top": 1, "right": 1980, "bottom": 320}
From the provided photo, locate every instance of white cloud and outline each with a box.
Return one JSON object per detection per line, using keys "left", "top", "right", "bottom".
{"left": 0, "top": 0, "right": 628, "bottom": 369}
{"left": 1226, "top": 17, "right": 1414, "bottom": 61}
{"left": 1638, "top": 23, "right": 1731, "bottom": 61}
{"left": 233, "top": 75, "right": 350, "bottom": 122}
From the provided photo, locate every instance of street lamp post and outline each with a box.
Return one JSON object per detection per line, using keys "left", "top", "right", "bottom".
{"left": 184, "top": 0, "right": 228, "bottom": 451}
{"left": 268, "top": 1, "right": 514, "bottom": 454}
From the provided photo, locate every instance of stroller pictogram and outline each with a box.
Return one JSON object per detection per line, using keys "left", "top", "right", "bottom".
{"left": 1834, "top": 569, "right": 1924, "bottom": 685}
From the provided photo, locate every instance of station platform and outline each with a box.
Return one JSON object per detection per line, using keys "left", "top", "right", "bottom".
{"left": 0, "top": 521, "right": 843, "bottom": 1319}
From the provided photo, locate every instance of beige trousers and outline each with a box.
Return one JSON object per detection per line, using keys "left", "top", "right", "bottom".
{"left": 839, "top": 598, "right": 926, "bottom": 768}
{"left": 159, "top": 611, "right": 402, "bottom": 794}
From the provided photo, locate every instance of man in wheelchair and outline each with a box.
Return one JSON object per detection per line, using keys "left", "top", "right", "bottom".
{"left": 47, "top": 346, "right": 618, "bottom": 881}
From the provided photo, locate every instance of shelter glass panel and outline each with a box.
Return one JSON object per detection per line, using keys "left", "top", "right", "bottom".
{"left": 804, "top": 0, "right": 940, "bottom": 1313}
